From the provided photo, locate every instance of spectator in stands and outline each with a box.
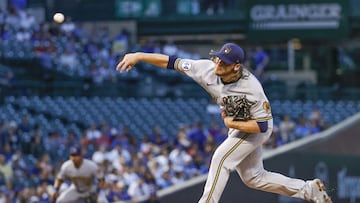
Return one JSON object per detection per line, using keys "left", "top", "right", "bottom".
{"left": 0, "top": 143, "right": 13, "bottom": 162}
{"left": 38, "top": 153, "right": 53, "bottom": 177}
{"left": 162, "top": 40, "right": 178, "bottom": 56}
{"left": 58, "top": 45, "right": 78, "bottom": 72}
{"left": 308, "top": 119, "right": 321, "bottom": 135}
{"left": 150, "top": 126, "right": 168, "bottom": 148}
{"left": 110, "top": 144, "right": 132, "bottom": 167}
{"left": 0, "top": 154, "right": 13, "bottom": 186}
{"left": 143, "top": 172, "right": 160, "bottom": 203}
{"left": 29, "top": 195, "right": 39, "bottom": 203}
{"left": 139, "top": 136, "right": 155, "bottom": 155}
{"left": 171, "top": 170, "right": 186, "bottom": 185}
{"left": 60, "top": 16, "right": 75, "bottom": 36}
{"left": 308, "top": 107, "right": 328, "bottom": 130}
{"left": 174, "top": 125, "right": 191, "bottom": 149}
{"left": 112, "top": 29, "right": 130, "bottom": 58}
{"left": 89, "top": 62, "right": 102, "bottom": 84}
{"left": 86, "top": 123, "right": 101, "bottom": 141}
{"left": 65, "top": 130, "right": 77, "bottom": 147}
{"left": 141, "top": 39, "right": 161, "bottom": 53}
{"left": 19, "top": 10, "right": 36, "bottom": 30}
{"left": 148, "top": 159, "right": 164, "bottom": 182}
{"left": 10, "top": 150, "right": 27, "bottom": 179}
{"left": 186, "top": 121, "right": 207, "bottom": 150}
{"left": 16, "top": 187, "right": 34, "bottom": 202}
{"left": 5, "top": 125, "right": 19, "bottom": 152}
{"left": 252, "top": 46, "right": 269, "bottom": 83}
{"left": 278, "top": 114, "right": 296, "bottom": 144}
{"left": 92, "top": 144, "right": 107, "bottom": 165}
{"left": 95, "top": 131, "right": 111, "bottom": 148}
{"left": 155, "top": 170, "right": 173, "bottom": 189}
{"left": 98, "top": 60, "right": 116, "bottom": 83}
{"left": 18, "top": 114, "right": 32, "bottom": 133}
{"left": 15, "top": 27, "right": 31, "bottom": 42}
{"left": 266, "top": 124, "right": 281, "bottom": 149}
{"left": 0, "top": 190, "right": 6, "bottom": 203}
{"left": 154, "top": 148, "right": 170, "bottom": 172}
{"left": 169, "top": 144, "right": 192, "bottom": 175}
{"left": 5, "top": 6, "right": 20, "bottom": 29}
{"left": 106, "top": 180, "right": 131, "bottom": 202}
{"left": 294, "top": 115, "right": 311, "bottom": 139}
{"left": 36, "top": 181, "right": 52, "bottom": 202}
{"left": 207, "top": 121, "right": 227, "bottom": 145}
{"left": 127, "top": 177, "right": 151, "bottom": 202}
{"left": 33, "top": 40, "right": 57, "bottom": 69}
{"left": 122, "top": 166, "right": 140, "bottom": 187}
{"left": 0, "top": 23, "right": 8, "bottom": 41}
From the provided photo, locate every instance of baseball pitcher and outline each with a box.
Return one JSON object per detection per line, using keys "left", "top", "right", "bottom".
{"left": 116, "top": 43, "right": 332, "bottom": 203}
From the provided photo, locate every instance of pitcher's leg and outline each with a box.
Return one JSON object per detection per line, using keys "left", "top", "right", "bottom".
{"left": 198, "top": 133, "right": 257, "bottom": 203}
{"left": 56, "top": 187, "right": 81, "bottom": 203}
{"left": 236, "top": 147, "right": 332, "bottom": 202}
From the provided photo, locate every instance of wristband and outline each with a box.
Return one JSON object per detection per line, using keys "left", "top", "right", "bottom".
{"left": 167, "top": 56, "right": 177, "bottom": 69}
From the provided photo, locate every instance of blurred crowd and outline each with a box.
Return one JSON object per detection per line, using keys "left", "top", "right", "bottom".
{"left": 0, "top": 2, "right": 201, "bottom": 85}
{"left": 0, "top": 113, "right": 227, "bottom": 202}
{"left": 0, "top": 102, "right": 330, "bottom": 203}
{"left": 265, "top": 108, "right": 330, "bottom": 148}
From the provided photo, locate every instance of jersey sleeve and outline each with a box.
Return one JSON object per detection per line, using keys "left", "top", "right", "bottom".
{"left": 57, "top": 162, "right": 67, "bottom": 180}
{"left": 251, "top": 93, "right": 272, "bottom": 121}
{"left": 174, "top": 58, "right": 214, "bottom": 85}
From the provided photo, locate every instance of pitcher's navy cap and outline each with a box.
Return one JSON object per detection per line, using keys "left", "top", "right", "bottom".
{"left": 213, "top": 43, "right": 245, "bottom": 64}
{"left": 69, "top": 146, "right": 82, "bottom": 156}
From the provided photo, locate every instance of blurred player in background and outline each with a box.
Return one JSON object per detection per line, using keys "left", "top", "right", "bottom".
{"left": 116, "top": 43, "right": 332, "bottom": 203}
{"left": 51, "top": 146, "right": 108, "bottom": 203}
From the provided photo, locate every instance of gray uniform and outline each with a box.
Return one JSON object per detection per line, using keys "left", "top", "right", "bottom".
{"left": 174, "top": 59, "right": 308, "bottom": 203}
{"left": 56, "top": 158, "right": 104, "bottom": 203}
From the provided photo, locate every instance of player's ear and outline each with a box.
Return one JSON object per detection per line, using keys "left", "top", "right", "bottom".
{"left": 234, "top": 63, "right": 241, "bottom": 71}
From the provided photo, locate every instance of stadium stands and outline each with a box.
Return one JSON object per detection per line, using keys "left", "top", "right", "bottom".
{"left": 5, "top": 96, "right": 360, "bottom": 139}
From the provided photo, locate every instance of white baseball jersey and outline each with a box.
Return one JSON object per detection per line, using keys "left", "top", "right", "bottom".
{"left": 173, "top": 58, "right": 311, "bottom": 203}
{"left": 174, "top": 58, "right": 273, "bottom": 129}
{"left": 57, "top": 158, "right": 100, "bottom": 192}
{"left": 55, "top": 158, "right": 110, "bottom": 203}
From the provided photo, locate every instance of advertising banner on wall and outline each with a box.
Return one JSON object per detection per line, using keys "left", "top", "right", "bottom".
{"left": 115, "top": 0, "right": 161, "bottom": 18}
{"left": 247, "top": 0, "right": 349, "bottom": 41}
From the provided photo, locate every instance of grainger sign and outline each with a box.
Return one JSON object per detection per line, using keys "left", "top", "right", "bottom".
{"left": 247, "top": 0, "right": 349, "bottom": 41}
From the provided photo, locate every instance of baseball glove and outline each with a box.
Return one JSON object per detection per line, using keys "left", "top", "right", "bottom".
{"left": 223, "top": 95, "right": 254, "bottom": 121}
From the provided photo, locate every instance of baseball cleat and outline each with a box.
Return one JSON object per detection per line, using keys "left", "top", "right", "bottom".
{"left": 310, "top": 179, "right": 332, "bottom": 203}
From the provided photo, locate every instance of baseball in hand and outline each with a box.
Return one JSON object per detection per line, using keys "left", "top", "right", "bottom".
{"left": 53, "top": 12, "right": 65, "bottom": 23}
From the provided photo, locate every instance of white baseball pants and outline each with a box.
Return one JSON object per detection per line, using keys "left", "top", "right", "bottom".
{"left": 198, "top": 130, "right": 308, "bottom": 203}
